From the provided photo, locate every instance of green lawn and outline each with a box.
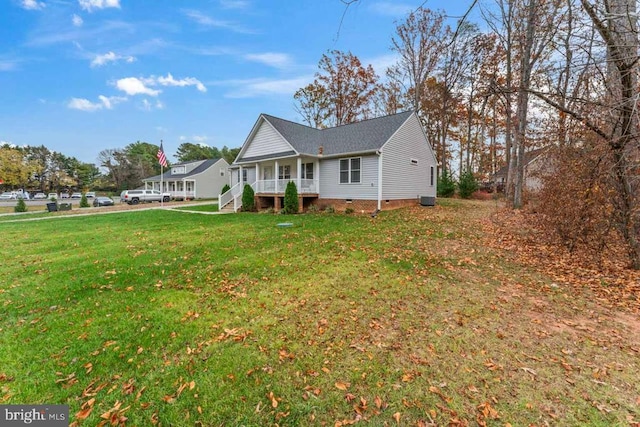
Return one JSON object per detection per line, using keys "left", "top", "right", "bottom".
{"left": 0, "top": 201, "right": 638, "bottom": 426}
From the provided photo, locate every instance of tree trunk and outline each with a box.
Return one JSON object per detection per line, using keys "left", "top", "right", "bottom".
{"left": 511, "top": 0, "right": 537, "bottom": 209}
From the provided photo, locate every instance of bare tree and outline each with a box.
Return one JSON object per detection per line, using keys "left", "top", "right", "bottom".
{"left": 294, "top": 50, "right": 379, "bottom": 128}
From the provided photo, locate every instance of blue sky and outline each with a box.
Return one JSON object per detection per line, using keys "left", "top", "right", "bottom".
{"left": 0, "top": 0, "right": 473, "bottom": 165}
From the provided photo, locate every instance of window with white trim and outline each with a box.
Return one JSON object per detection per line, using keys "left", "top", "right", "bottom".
{"left": 301, "top": 163, "right": 314, "bottom": 180}
{"left": 278, "top": 165, "right": 291, "bottom": 180}
{"left": 171, "top": 166, "right": 186, "bottom": 175}
{"left": 339, "top": 157, "right": 361, "bottom": 184}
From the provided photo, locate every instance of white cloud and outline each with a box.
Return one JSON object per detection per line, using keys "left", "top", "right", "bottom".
{"left": 72, "top": 14, "right": 83, "bottom": 26}
{"left": 78, "top": 0, "right": 120, "bottom": 12}
{"left": 97, "top": 95, "right": 126, "bottom": 109}
{"left": 182, "top": 9, "right": 256, "bottom": 34}
{"left": 220, "top": 76, "right": 311, "bottom": 98}
{"left": 68, "top": 98, "right": 102, "bottom": 112}
{"left": 244, "top": 53, "right": 293, "bottom": 70}
{"left": 68, "top": 95, "right": 126, "bottom": 111}
{"left": 140, "top": 99, "right": 164, "bottom": 111}
{"left": 90, "top": 51, "right": 136, "bottom": 67}
{"left": 155, "top": 73, "right": 206, "bottom": 92}
{"left": 192, "top": 136, "right": 208, "bottom": 143}
{"left": 370, "top": 2, "right": 413, "bottom": 17}
{"left": 0, "top": 59, "right": 19, "bottom": 71}
{"left": 115, "top": 77, "right": 161, "bottom": 96}
{"left": 20, "top": 0, "right": 45, "bottom": 10}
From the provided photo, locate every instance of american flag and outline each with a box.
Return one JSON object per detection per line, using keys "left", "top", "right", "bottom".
{"left": 157, "top": 141, "right": 168, "bottom": 167}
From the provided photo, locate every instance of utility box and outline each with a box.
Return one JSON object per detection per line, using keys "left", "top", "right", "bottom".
{"left": 420, "top": 196, "right": 436, "bottom": 207}
{"left": 46, "top": 202, "right": 58, "bottom": 212}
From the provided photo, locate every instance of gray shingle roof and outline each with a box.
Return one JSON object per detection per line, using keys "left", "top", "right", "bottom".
{"left": 143, "top": 158, "right": 222, "bottom": 182}
{"left": 254, "top": 111, "right": 414, "bottom": 159}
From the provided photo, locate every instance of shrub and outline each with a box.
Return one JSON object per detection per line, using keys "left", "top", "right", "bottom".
{"left": 437, "top": 169, "right": 456, "bottom": 198}
{"left": 458, "top": 169, "right": 479, "bottom": 199}
{"left": 221, "top": 184, "right": 231, "bottom": 194}
{"left": 80, "top": 194, "right": 90, "bottom": 208}
{"left": 324, "top": 205, "right": 335, "bottom": 214}
{"left": 345, "top": 207, "right": 354, "bottom": 214}
{"left": 537, "top": 144, "right": 614, "bottom": 255}
{"left": 283, "top": 181, "right": 299, "bottom": 214}
{"left": 241, "top": 184, "right": 255, "bottom": 212}
{"left": 307, "top": 204, "right": 319, "bottom": 213}
{"left": 14, "top": 198, "right": 27, "bottom": 213}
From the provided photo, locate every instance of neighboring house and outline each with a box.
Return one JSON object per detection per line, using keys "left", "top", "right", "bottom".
{"left": 143, "top": 158, "right": 230, "bottom": 200}
{"left": 220, "top": 111, "right": 438, "bottom": 212}
{"left": 493, "top": 147, "right": 550, "bottom": 192}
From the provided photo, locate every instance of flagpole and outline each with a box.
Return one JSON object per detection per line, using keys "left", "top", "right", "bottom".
{"left": 160, "top": 139, "right": 164, "bottom": 207}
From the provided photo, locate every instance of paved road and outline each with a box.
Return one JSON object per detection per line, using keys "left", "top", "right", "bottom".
{"left": 0, "top": 200, "right": 225, "bottom": 222}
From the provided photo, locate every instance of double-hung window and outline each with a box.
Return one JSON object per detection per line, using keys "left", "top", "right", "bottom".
{"left": 278, "top": 165, "right": 291, "bottom": 180}
{"left": 339, "top": 157, "right": 361, "bottom": 184}
{"left": 301, "top": 163, "right": 314, "bottom": 180}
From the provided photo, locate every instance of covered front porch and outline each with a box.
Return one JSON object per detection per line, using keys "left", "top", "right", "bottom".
{"left": 145, "top": 179, "right": 196, "bottom": 200}
{"left": 220, "top": 156, "right": 320, "bottom": 212}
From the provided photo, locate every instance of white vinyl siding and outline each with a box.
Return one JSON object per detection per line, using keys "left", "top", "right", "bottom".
{"left": 319, "top": 155, "right": 378, "bottom": 199}
{"left": 381, "top": 114, "right": 437, "bottom": 199}
{"left": 243, "top": 120, "right": 294, "bottom": 159}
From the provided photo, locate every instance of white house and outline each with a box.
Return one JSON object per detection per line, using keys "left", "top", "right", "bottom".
{"left": 220, "top": 111, "right": 438, "bottom": 212}
{"left": 143, "top": 158, "right": 229, "bottom": 200}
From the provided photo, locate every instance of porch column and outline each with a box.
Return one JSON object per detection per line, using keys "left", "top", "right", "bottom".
{"left": 274, "top": 160, "right": 279, "bottom": 194}
{"left": 193, "top": 180, "right": 196, "bottom": 199}
{"left": 315, "top": 159, "right": 320, "bottom": 194}
{"left": 256, "top": 163, "right": 260, "bottom": 192}
{"left": 297, "top": 157, "right": 302, "bottom": 192}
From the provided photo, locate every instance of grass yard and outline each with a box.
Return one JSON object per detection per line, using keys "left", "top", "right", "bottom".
{"left": 0, "top": 200, "right": 638, "bottom": 426}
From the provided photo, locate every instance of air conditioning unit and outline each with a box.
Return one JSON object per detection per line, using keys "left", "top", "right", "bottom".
{"left": 420, "top": 196, "right": 436, "bottom": 206}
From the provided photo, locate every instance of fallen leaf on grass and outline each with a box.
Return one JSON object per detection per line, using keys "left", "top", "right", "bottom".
{"left": 268, "top": 391, "right": 279, "bottom": 408}
{"left": 393, "top": 412, "right": 401, "bottom": 423}
{"left": 75, "top": 407, "right": 93, "bottom": 421}
{"left": 335, "top": 381, "right": 350, "bottom": 391}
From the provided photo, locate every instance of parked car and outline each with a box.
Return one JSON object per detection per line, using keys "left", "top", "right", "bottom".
{"left": 71, "top": 192, "right": 83, "bottom": 199}
{"left": 93, "top": 196, "right": 114, "bottom": 207}
{"left": 0, "top": 192, "right": 17, "bottom": 200}
{"left": 85, "top": 192, "right": 96, "bottom": 199}
{"left": 17, "top": 192, "right": 30, "bottom": 200}
{"left": 120, "top": 189, "right": 170, "bottom": 204}
{"left": 60, "top": 193, "right": 70, "bottom": 199}
{"left": 47, "top": 193, "right": 58, "bottom": 200}
{"left": 33, "top": 192, "right": 47, "bottom": 199}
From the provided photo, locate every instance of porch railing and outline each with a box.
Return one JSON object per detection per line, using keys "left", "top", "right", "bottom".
{"left": 219, "top": 182, "right": 242, "bottom": 210}
{"left": 254, "top": 179, "right": 317, "bottom": 194}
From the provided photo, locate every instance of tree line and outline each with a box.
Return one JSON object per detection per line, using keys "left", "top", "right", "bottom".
{"left": 299, "top": 0, "right": 640, "bottom": 268}
{"left": 0, "top": 142, "right": 239, "bottom": 193}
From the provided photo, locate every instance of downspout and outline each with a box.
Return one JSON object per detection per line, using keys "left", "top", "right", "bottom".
{"left": 377, "top": 150, "right": 383, "bottom": 211}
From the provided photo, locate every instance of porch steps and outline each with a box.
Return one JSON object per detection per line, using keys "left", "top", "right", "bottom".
{"left": 219, "top": 203, "right": 236, "bottom": 213}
